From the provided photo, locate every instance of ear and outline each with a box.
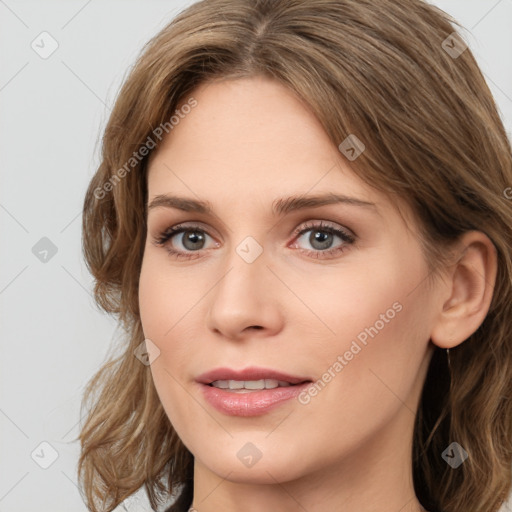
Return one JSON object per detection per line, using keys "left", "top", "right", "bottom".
{"left": 430, "top": 231, "right": 498, "bottom": 349}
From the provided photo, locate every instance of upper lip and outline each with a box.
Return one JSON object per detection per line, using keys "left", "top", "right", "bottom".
{"left": 196, "top": 366, "right": 313, "bottom": 385}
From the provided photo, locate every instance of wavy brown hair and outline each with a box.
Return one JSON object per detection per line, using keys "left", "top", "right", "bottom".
{"left": 77, "top": 1, "right": 512, "bottom": 511}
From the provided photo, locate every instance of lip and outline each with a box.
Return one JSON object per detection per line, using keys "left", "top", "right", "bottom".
{"left": 196, "top": 366, "right": 314, "bottom": 417}
{"left": 195, "top": 366, "right": 312, "bottom": 385}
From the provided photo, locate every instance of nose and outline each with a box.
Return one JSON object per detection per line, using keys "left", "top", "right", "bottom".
{"left": 205, "top": 244, "right": 285, "bottom": 341}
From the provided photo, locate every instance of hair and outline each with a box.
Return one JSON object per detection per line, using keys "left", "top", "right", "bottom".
{"left": 77, "top": 0, "right": 512, "bottom": 511}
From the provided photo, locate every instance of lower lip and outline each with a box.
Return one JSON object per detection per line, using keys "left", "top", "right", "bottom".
{"left": 199, "top": 382, "right": 312, "bottom": 417}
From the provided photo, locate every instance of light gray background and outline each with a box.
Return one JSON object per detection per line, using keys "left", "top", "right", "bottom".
{"left": 1, "top": 1, "right": 511, "bottom": 511}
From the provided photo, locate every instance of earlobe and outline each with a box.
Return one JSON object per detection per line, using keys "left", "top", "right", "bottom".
{"left": 430, "top": 231, "right": 497, "bottom": 350}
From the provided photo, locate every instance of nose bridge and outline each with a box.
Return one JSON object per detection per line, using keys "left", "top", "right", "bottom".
{"left": 206, "top": 233, "right": 283, "bottom": 337}
{"left": 215, "top": 234, "right": 268, "bottom": 309}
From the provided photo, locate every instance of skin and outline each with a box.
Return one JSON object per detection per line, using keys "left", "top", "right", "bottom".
{"left": 138, "top": 75, "right": 497, "bottom": 512}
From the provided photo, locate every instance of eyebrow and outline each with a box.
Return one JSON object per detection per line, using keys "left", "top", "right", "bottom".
{"left": 147, "top": 193, "right": 377, "bottom": 215}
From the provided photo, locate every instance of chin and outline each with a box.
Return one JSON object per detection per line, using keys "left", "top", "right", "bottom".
{"left": 195, "top": 441, "right": 309, "bottom": 484}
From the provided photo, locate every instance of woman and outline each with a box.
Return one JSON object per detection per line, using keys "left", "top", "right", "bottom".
{"left": 77, "top": 1, "right": 512, "bottom": 511}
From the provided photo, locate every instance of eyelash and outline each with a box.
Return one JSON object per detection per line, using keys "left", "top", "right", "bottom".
{"left": 151, "top": 220, "right": 356, "bottom": 261}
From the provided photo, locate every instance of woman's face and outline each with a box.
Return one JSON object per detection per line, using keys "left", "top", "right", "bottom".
{"left": 139, "top": 75, "right": 440, "bottom": 488}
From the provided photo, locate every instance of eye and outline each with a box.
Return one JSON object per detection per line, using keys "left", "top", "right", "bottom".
{"left": 290, "top": 220, "right": 356, "bottom": 259}
{"left": 151, "top": 223, "right": 217, "bottom": 260}
{"left": 152, "top": 220, "right": 356, "bottom": 261}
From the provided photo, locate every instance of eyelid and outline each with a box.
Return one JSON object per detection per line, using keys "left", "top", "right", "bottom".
{"left": 152, "top": 220, "right": 219, "bottom": 242}
{"left": 291, "top": 220, "right": 355, "bottom": 242}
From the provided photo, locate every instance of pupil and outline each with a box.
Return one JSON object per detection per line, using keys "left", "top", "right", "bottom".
{"left": 311, "top": 230, "right": 332, "bottom": 250}
{"left": 183, "top": 231, "right": 204, "bottom": 250}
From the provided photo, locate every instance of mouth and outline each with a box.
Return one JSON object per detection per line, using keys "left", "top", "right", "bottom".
{"left": 196, "top": 366, "right": 313, "bottom": 391}
{"left": 196, "top": 368, "right": 314, "bottom": 416}
{"left": 207, "top": 378, "right": 308, "bottom": 392}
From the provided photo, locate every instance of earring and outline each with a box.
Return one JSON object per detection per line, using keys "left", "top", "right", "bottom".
{"left": 446, "top": 348, "right": 452, "bottom": 372}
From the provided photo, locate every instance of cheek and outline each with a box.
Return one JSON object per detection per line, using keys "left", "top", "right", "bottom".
{"left": 138, "top": 252, "right": 212, "bottom": 426}
{"left": 138, "top": 269, "right": 191, "bottom": 438}
{"left": 306, "top": 264, "right": 432, "bottom": 417}
{"left": 289, "top": 249, "right": 429, "bottom": 352}
{"left": 290, "top": 248, "right": 433, "bottom": 410}
{"left": 138, "top": 251, "right": 200, "bottom": 342}
{"left": 138, "top": 256, "right": 187, "bottom": 389}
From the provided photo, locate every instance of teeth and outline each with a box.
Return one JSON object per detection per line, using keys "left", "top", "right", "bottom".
{"left": 210, "top": 379, "right": 292, "bottom": 390}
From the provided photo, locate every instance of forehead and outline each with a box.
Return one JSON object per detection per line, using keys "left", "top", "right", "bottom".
{"left": 156, "top": 77, "right": 334, "bottom": 164}
{"left": 145, "top": 76, "right": 413, "bottom": 230}
{"left": 149, "top": 77, "right": 369, "bottom": 193}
